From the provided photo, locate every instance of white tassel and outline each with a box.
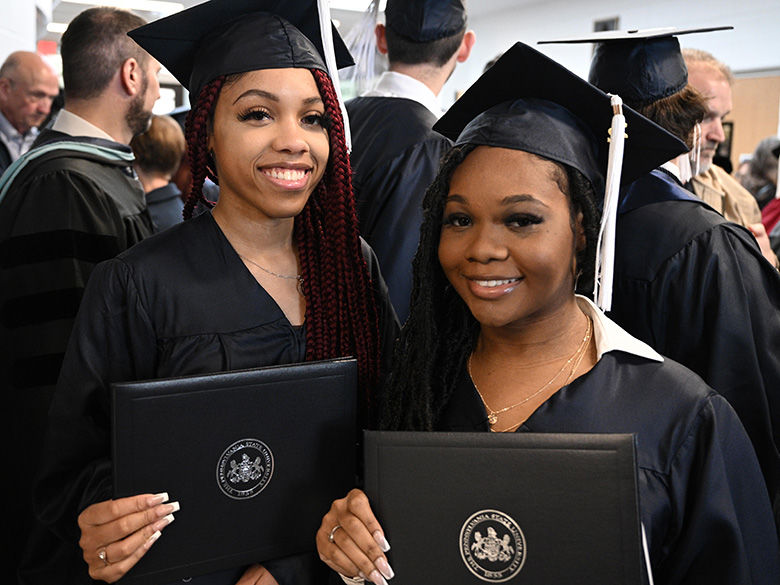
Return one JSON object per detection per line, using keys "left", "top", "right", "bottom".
{"left": 318, "top": 0, "right": 352, "bottom": 151}
{"left": 342, "top": 0, "right": 382, "bottom": 95}
{"left": 594, "top": 94, "right": 626, "bottom": 312}
{"left": 691, "top": 122, "right": 701, "bottom": 176}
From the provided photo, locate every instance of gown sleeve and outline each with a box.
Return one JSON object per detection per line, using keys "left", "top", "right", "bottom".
{"left": 32, "top": 257, "right": 158, "bottom": 544}
{"left": 649, "top": 393, "right": 780, "bottom": 585}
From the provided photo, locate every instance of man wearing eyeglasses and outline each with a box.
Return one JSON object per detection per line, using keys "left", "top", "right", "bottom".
{"left": 0, "top": 51, "right": 59, "bottom": 176}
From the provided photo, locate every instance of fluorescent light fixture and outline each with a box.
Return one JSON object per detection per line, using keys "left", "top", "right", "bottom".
{"left": 61, "top": 0, "right": 184, "bottom": 15}
{"left": 47, "top": 22, "right": 69, "bottom": 34}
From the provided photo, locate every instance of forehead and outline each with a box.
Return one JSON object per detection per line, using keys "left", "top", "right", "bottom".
{"left": 218, "top": 68, "right": 320, "bottom": 102}
{"left": 450, "top": 146, "right": 568, "bottom": 200}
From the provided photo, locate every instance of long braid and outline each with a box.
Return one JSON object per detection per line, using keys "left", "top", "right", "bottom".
{"left": 300, "top": 69, "right": 380, "bottom": 402}
{"left": 183, "top": 77, "right": 223, "bottom": 220}
{"left": 380, "top": 144, "right": 478, "bottom": 431}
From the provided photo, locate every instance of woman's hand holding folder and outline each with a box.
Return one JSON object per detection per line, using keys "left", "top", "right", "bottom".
{"left": 317, "top": 489, "right": 394, "bottom": 585}
{"left": 77, "top": 492, "right": 178, "bottom": 583}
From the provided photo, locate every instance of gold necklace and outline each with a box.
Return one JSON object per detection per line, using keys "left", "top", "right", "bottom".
{"left": 468, "top": 317, "right": 593, "bottom": 429}
{"left": 238, "top": 253, "right": 304, "bottom": 286}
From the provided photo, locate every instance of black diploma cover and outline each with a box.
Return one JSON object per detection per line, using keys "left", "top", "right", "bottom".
{"left": 364, "top": 431, "right": 643, "bottom": 584}
{"left": 112, "top": 358, "right": 358, "bottom": 584}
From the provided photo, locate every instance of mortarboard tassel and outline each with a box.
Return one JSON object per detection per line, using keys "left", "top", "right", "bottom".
{"left": 343, "top": 0, "right": 382, "bottom": 96}
{"left": 594, "top": 94, "right": 627, "bottom": 312}
{"left": 318, "top": 0, "right": 352, "bottom": 151}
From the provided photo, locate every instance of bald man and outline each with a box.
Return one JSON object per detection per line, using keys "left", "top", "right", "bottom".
{"left": 0, "top": 51, "right": 59, "bottom": 174}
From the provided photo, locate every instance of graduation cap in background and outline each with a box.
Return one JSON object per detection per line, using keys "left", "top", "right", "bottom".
{"left": 385, "top": 0, "right": 467, "bottom": 42}
{"left": 433, "top": 41, "right": 687, "bottom": 310}
{"left": 129, "top": 0, "right": 355, "bottom": 145}
{"left": 539, "top": 26, "right": 733, "bottom": 108}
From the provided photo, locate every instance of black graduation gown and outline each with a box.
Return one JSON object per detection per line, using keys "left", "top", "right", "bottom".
{"left": 608, "top": 169, "right": 780, "bottom": 518}
{"left": 26, "top": 212, "right": 399, "bottom": 585}
{"left": 0, "top": 130, "right": 154, "bottom": 585}
{"left": 347, "top": 96, "right": 452, "bottom": 323}
{"left": 438, "top": 352, "right": 780, "bottom": 585}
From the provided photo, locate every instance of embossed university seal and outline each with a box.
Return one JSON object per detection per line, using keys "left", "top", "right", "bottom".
{"left": 216, "top": 438, "right": 274, "bottom": 499}
{"left": 460, "top": 509, "right": 526, "bottom": 583}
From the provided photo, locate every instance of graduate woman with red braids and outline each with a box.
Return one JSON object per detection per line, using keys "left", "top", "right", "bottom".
{"left": 28, "top": 2, "right": 398, "bottom": 584}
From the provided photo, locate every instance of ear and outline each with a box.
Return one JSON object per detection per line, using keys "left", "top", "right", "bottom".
{"left": 120, "top": 57, "right": 142, "bottom": 97}
{"left": 375, "top": 24, "right": 389, "bottom": 55}
{"left": 574, "top": 210, "right": 586, "bottom": 252}
{"left": 0, "top": 77, "right": 12, "bottom": 99}
{"left": 456, "top": 30, "right": 476, "bottom": 64}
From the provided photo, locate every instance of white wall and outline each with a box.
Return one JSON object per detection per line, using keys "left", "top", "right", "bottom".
{"left": 441, "top": 0, "right": 780, "bottom": 107}
{"left": 0, "top": 2, "right": 37, "bottom": 64}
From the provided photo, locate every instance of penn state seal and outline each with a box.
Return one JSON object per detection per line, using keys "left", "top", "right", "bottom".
{"left": 460, "top": 509, "right": 526, "bottom": 583}
{"left": 216, "top": 438, "right": 274, "bottom": 499}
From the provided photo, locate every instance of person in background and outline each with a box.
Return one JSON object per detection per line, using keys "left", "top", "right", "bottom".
{"left": 316, "top": 42, "right": 779, "bottom": 585}
{"left": 130, "top": 114, "right": 185, "bottom": 231}
{"left": 347, "top": 0, "right": 475, "bottom": 323}
{"left": 28, "top": 1, "right": 398, "bottom": 583}
{"left": 683, "top": 48, "right": 778, "bottom": 267}
{"left": 743, "top": 135, "right": 780, "bottom": 210}
{"left": 0, "top": 51, "right": 59, "bottom": 175}
{"left": 541, "top": 27, "right": 780, "bottom": 525}
{"left": 1, "top": 9, "right": 159, "bottom": 585}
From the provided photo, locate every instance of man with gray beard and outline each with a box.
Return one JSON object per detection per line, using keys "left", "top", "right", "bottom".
{"left": 683, "top": 48, "right": 779, "bottom": 267}
{"left": 0, "top": 8, "right": 158, "bottom": 584}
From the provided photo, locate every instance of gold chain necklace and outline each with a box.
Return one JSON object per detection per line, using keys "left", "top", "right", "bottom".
{"left": 468, "top": 317, "right": 593, "bottom": 430}
{"left": 238, "top": 253, "right": 304, "bottom": 286}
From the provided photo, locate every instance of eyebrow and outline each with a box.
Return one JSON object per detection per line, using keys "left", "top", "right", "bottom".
{"left": 445, "top": 193, "right": 549, "bottom": 207}
{"left": 233, "top": 89, "right": 323, "bottom": 107}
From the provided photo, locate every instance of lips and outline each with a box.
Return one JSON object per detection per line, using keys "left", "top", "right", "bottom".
{"left": 260, "top": 166, "right": 312, "bottom": 190}
{"left": 465, "top": 276, "right": 523, "bottom": 299}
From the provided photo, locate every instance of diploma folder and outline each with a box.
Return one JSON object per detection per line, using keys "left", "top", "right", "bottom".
{"left": 364, "top": 431, "right": 644, "bottom": 585}
{"left": 111, "top": 358, "right": 358, "bottom": 585}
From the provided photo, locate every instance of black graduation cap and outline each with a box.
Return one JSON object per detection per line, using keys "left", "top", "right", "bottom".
{"left": 385, "top": 0, "right": 467, "bottom": 43}
{"left": 539, "top": 26, "right": 733, "bottom": 108}
{"left": 128, "top": 0, "right": 354, "bottom": 103}
{"left": 433, "top": 41, "right": 687, "bottom": 196}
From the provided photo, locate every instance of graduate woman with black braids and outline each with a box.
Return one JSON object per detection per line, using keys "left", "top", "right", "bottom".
{"left": 316, "top": 43, "right": 779, "bottom": 585}
{"left": 28, "top": 1, "right": 398, "bottom": 584}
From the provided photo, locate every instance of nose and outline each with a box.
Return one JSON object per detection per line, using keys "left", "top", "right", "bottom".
{"left": 272, "top": 116, "right": 309, "bottom": 154}
{"left": 466, "top": 223, "right": 509, "bottom": 264}
{"left": 705, "top": 118, "right": 726, "bottom": 144}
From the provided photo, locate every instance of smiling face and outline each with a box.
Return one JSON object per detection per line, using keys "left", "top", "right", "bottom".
{"left": 438, "top": 146, "right": 583, "bottom": 331}
{"left": 208, "top": 68, "right": 329, "bottom": 221}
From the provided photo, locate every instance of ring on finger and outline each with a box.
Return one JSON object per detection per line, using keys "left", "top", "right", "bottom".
{"left": 97, "top": 548, "right": 109, "bottom": 566}
{"left": 328, "top": 524, "right": 342, "bottom": 543}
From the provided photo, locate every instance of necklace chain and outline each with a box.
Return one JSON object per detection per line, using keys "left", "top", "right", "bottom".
{"left": 238, "top": 253, "right": 303, "bottom": 284}
{"left": 468, "top": 316, "right": 593, "bottom": 432}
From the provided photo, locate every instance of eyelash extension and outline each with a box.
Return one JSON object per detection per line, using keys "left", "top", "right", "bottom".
{"left": 237, "top": 107, "right": 270, "bottom": 122}
{"left": 507, "top": 213, "right": 544, "bottom": 227}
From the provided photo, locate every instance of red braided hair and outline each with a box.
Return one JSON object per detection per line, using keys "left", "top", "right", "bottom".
{"left": 183, "top": 69, "right": 382, "bottom": 402}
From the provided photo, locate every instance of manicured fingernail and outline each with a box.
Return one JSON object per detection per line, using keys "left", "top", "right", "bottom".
{"left": 154, "top": 514, "right": 175, "bottom": 531}
{"left": 373, "top": 530, "right": 390, "bottom": 552}
{"left": 369, "top": 570, "right": 388, "bottom": 585}
{"left": 358, "top": 572, "right": 367, "bottom": 581}
{"left": 375, "top": 557, "right": 394, "bottom": 580}
{"left": 148, "top": 492, "right": 169, "bottom": 505}
{"left": 167, "top": 501, "right": 180, "bottom": 513}
{"left": 145, "top": 530, "right": 161, "bottom": 549}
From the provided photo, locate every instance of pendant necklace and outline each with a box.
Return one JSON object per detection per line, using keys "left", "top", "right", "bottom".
{"left": 468, "top": 316, "right": 593, "bottom": 430}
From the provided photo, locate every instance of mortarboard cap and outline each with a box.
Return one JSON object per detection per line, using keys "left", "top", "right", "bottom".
{"left": 434, "top": 41, "right": 686, "bottom": 194}
{"left": 385, "top": 0, "right": 467, "bottom": 43}
{"left": 128, "top": 0, "right": 354, "bottom": 104}
{"left": 433, "top": 41, "right": 688, "bottom": 311}
{"left": 539, "top": 26, "right": 732, "bottom": 108}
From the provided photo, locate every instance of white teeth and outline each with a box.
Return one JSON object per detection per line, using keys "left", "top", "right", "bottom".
{"left": 265, "top": 168, "right": 306, "bottom": 181}
{"left": 475, "top": 278, "right": 519, "bottom": 288}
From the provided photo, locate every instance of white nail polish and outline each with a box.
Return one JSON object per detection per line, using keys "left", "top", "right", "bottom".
{"left": 146, "top": 530, "right": 162, "bottom": 548}
{"left": 169, "top": 501, "right": 181, "bottom": 512}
